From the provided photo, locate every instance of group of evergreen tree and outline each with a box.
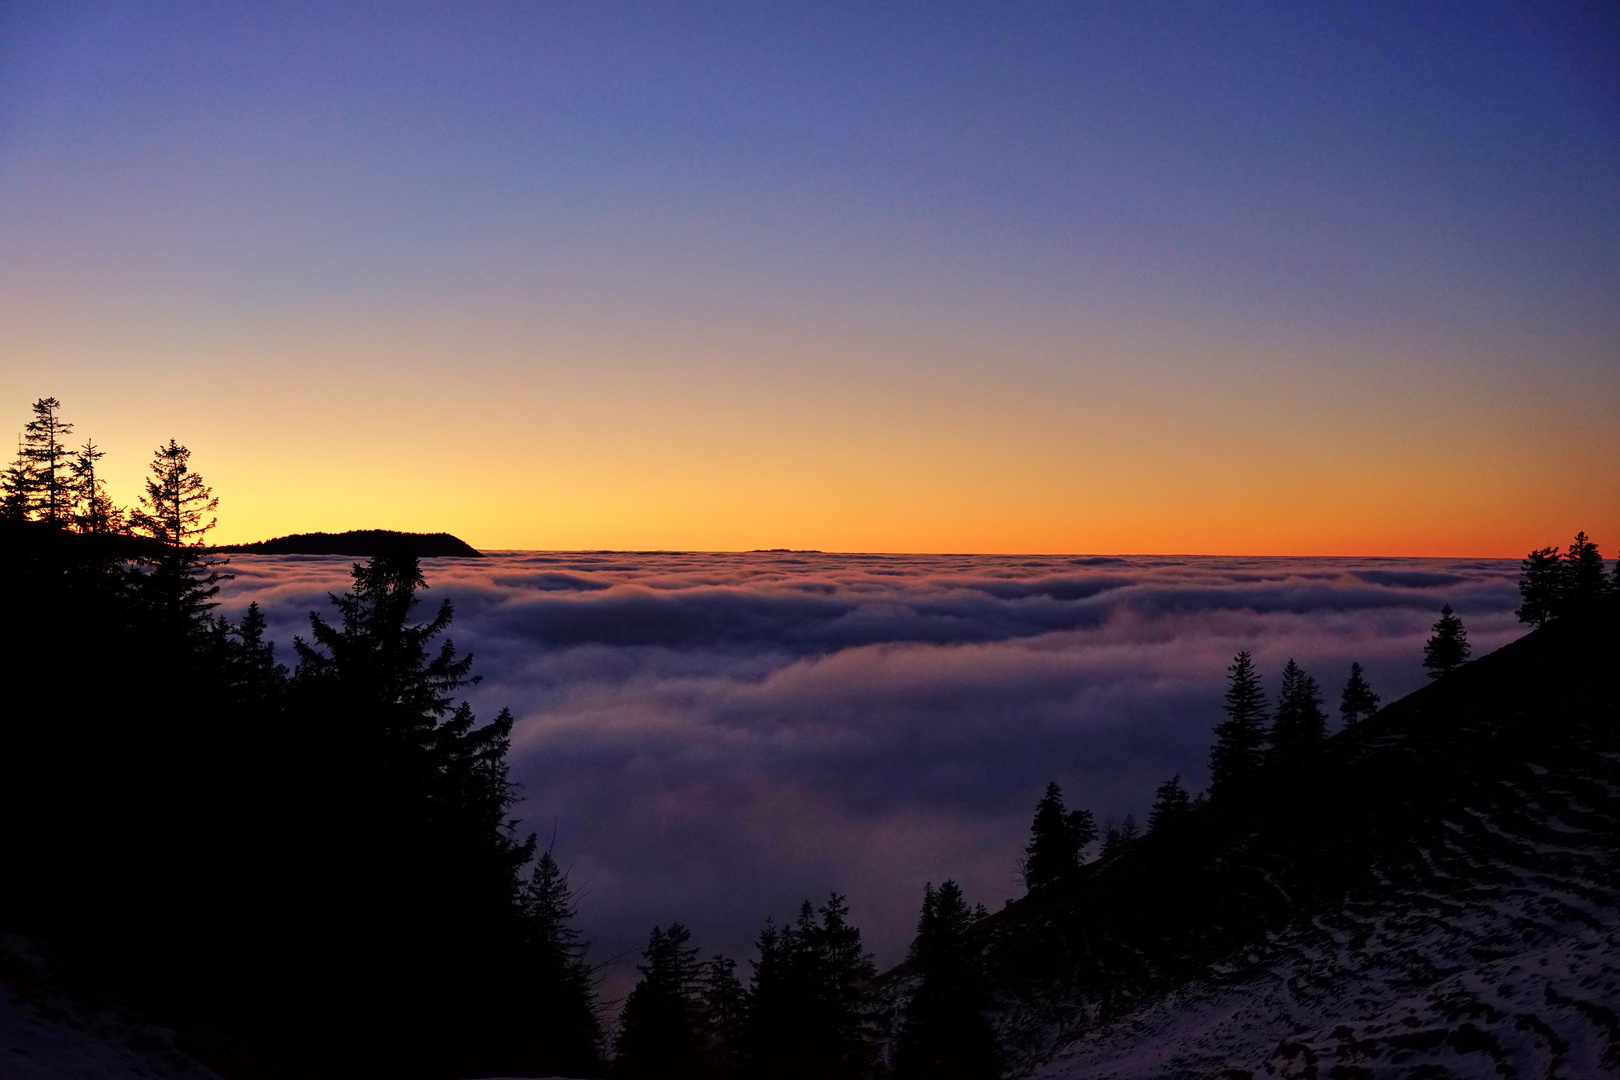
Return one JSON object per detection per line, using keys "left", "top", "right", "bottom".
{"left": 1207, "top": 649, "right": 1345, "bottom": 796}
{"left": 1019, "top": 536, "right": 1608, "bottom": 870}
{"left": 613, "top": 894, "right": 884, "bottom": 1080}
{"left": 1203, "top": 620, "right": 1483, "bottom": 796}
{"left": 0, "top": 398, "right": 603, "bottom": 1077}
{"left": 1019, "top": 781, "right": 1097, "bottom": 888}
{"left": 891, "top": 882, "right": 998, "bottom": 1080}
{"left": 1516, "top": 531, "right": 1614, "bottom": 626}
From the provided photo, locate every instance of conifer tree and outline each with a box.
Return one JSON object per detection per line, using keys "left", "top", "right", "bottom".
{"left": 20, "top": 397, "right": 74, "bottom": 525}
{"left": 803, "top": 893, "right": 881, "bottom": 1079}
{"left": 134, "top": 439, "right": 227, "bottom": 626}
{"left": 1422, "top": 604, "right": 1470, "bottom": 679}
{"left": 1516, "top": 545, "right": 1564, "bottom": 626}
{"left": 1020, "top": 782, "right": 1097, "bottom": 891}
{"left": 135, "top": 440, "right": 216, "bottom": 547}
{"left": 614, "top": 924, "right": 705, "bottom": 1080}
{"left": 228, "top": 601, "right": 286, "bottom": 693}
{"left": 294, "top": 544, "right": 473, "bottom": 722}
{"left": 523, "top": 851, "right": 587, "bottom": 963}
{"left": 1338, "top": 662, "right": 1379, "bottom": 727}
{"left": 514, "top": 850, "right": 605, "bottom": 1074}
{"left": 1147, "top": 775, "right": 1191, "bottom": 832}
{"left": 2, "top": 439, "right": 34, "bottom": 522}
{"left": 1209, "top": 651, "right": 1269, "bottom": 797}
{"left": 1100, "top": 814, "right": 1139, "bottom": 858}
{"left": 892, "top": 881, "right": 998, "bottom": 1080}
{"left": 1563, "top": 531, "right": 1608, "bottom": 611}
{"left": 744, "top": 917, "right": 793, "bottom": 1076}
{"left": 744, "top": 895, "right": 881, "bottom": 1080}
{"left": 699, "top": 954, "right": 746, "bottom": 1079}
{"left": 1271, "top": 659, "right": 1327, "bottom": 759}
{"left": 70, "top": 440, "right": 121, "bottom": 534}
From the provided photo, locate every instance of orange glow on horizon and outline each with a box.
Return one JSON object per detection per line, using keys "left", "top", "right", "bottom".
{"left": 5, "top": 328, "right": 1609, "bottom": 561}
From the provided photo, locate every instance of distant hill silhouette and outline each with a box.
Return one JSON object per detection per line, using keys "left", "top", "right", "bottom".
{"left": 213, "top": 529, "right": 483, "bottom": 558}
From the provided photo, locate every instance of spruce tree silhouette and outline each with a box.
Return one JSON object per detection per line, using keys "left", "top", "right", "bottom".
{"left": 614, "top": 924, "right": 705, "bottom": 1080}
{"left": 1209, "top": 651, "right": 1269, "bottom": 797}
{"left": 1147, "top": 775, "right": 1191, "bottom": 832}
{"left": 133, "top": 438, "right": 228, "bottom": 627}
{"left": 69, "top": 439, "right": 121, "bottom": 534}
{"left": 1100, "top": 814, "right": 1139, "bottom": 858}
{"left": 745, "top": 895, "right": 880, "bottom": 1080}
{"left": 228, "top": 601, "right": 286, "bottom": 694}
{"left": 1564, "top": 531, "right": 1608, "bottom": 612}
{"left": 1338, "top": 662, "right": 1380, "bottom": 727}
{"left": 744, "top": 916, "right": 791, "bottom": 1076}
{"left": 20, "top": 397, "right": 74, "bottom": 525}
{"left": 1516, "top": 545, "right": 1564, "bottom": 626}
{"left": 1423, "top": 604, "right": 1470, "bottom": 679}
{"left": 0, "top": 444, "right": 32, "bottom": 521}
{"left": 519, "top": 850, "right": 605, "bottom": 1073}
{"left": 1020, "top": 782, "right": 1097, "bottom": 890}
{"left": 699, "top": 954, "right": 747, "bottom": 1079}
{"left": 1271, "top": 659, "right": 1327, "bottom": 759}
{"left": 294, "top": 541, "right": 474, "bottom": 719}
{"left": 892, "top": 881, "right": 998, "bottom": 1080}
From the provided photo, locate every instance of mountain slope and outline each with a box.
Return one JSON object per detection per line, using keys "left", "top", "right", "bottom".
{"left": 973, "top": 601, "right": 1620, "bottom": 1078}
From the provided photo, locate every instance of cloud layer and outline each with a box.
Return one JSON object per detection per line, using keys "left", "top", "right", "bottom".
{"left": 218, "top": 551, "right": 1523, "bottom": 985}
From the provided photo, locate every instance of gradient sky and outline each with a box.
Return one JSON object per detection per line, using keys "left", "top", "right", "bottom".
{"left": 2, "top": 1, "right": 1617, "bottom": 553}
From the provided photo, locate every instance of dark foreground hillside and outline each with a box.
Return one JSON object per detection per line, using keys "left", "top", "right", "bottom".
{"left": 961, "top": 600, "right": 1620, "bottom": 1078}
{"left": 0, "top": 520, "right": 598, "bottom": 1079}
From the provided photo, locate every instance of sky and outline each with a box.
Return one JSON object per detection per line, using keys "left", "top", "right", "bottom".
{"left": 219, "top": 549, "right": 1525, "bottom": 990}
{"left": 2, "top": 1, "right": 1617, "bottom": 554}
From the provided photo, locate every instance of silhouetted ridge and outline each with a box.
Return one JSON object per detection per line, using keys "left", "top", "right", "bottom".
{"left": 214, "top": 529, "right": 483, "bottom": 557}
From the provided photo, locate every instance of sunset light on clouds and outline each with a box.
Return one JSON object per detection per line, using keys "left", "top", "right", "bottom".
{"left": 2, "top": 2, "right": 1616, "bottom": 554}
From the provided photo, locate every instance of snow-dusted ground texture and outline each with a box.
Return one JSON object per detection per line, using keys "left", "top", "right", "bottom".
{"left": 1, "top": 936, "right": 222, "bottom": 1080}
{"left": 1031, "top": 746, "right": 1620, "bottom": 1077}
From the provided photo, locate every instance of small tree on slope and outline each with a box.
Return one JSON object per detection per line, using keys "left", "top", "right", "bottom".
{"left": 1209, "top": 651, "right": 1269, "bottom": 797}
{"left": 892, "top": 881, "right": 998, "bottom": 1080}
{"left": 1020, "top": 782, "right": 1097, "bottom": 890}
{"left": 1516, "top": 545, "right": 1564, "bottom": 626}
{"left": 1271, "top": 659, "right": 1327, "bottom": 759}
{"left": 1564, "top": 531, "right": 1608, "bottom": 612}
{"left": 1339, "top": 662, "right": 1380, "bottom": 727}
{"left": 1422, "top": 604, "right": 1470, "bottom": 679}
{"left": 1148, "top": 775, "right": 1191, "bottom": 832}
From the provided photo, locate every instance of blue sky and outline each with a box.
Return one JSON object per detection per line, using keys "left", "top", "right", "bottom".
{"left": 2, "top": 2, "right": 1616, "bottom": 552}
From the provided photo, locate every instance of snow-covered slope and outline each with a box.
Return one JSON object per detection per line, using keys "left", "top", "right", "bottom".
{"left": 971, "top": 605, "right": 1620, "bottom": 1079}
{"left": 1035, "top": 754, "right": 1620, "bottom": 1078}
{"left": 1, "top": 936, "right": 223, "bottom": 1080}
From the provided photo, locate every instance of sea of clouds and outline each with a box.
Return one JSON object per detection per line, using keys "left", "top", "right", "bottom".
{"left": 217, "top": 551, "right": 1522, "bottom": 987}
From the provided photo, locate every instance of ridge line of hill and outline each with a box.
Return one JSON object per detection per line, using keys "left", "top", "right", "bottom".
{"left": 210, "top": 530, "right": 483, "bottom": 557}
